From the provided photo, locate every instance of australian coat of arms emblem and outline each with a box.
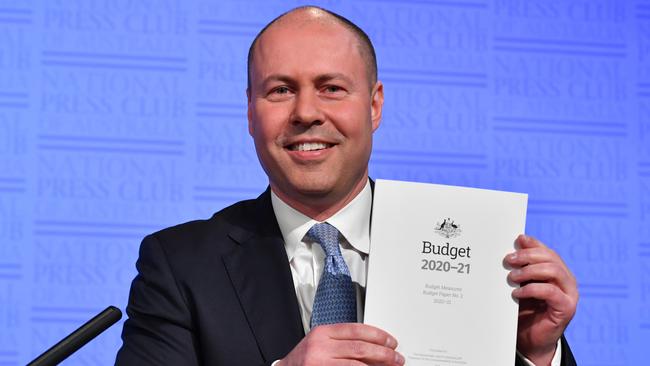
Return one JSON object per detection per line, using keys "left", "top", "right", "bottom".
{"left": 434, "top": 218, "right": 462, "bottom": 238}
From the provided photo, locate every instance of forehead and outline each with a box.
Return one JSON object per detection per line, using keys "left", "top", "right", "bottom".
{"left": 251, "top": 18, "right": 367, "bottom": 84}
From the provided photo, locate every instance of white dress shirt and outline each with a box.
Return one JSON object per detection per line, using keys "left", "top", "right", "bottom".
{"left": 271, "top": 180, "right": 371, "bottom": 332}
{"left": 270, "top": 179, "right": 561, "bottom": 366}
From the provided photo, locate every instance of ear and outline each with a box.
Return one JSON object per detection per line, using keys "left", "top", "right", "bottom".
{"left": 247, "top": 87, "right": 254, "bottom": 136}
{"left": 370, "top": 81, "right": 384, "bottom": 132}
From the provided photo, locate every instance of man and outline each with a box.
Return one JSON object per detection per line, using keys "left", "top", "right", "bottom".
{"left": 116, "top": 6, "right": 578, "bottom": 366}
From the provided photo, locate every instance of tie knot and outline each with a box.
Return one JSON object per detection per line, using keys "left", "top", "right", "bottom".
{"left": 307, "top": 222, "right": 341, "bottom": 257}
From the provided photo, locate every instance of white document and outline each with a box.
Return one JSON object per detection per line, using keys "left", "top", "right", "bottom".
{"left": 365, "top": 179, "right": 528, "bottom": 365}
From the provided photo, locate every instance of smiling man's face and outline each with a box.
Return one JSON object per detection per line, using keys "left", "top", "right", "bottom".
{"left": 247, "top": 10, "right": 383, "bottom": 217}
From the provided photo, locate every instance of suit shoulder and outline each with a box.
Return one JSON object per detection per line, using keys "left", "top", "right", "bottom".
{"left": 146, "top": 197, "right": 261, "bottom": 255}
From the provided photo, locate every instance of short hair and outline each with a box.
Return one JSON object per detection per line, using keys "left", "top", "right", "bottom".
{"left": 246, "top": 6, "right": 378, "bottom": 90}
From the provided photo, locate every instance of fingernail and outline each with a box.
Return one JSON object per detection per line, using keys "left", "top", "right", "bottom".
{"left": 395, "top": 352, "right": 405, "bottom": 364}
{"left": 508, "top": 253, "right": 517, "bottom": 261}
{"left": 386, "top": 336, "right": 397, "bottom": 348}
{"left": 512, "top": 269, "right": 522, "bottom": 277}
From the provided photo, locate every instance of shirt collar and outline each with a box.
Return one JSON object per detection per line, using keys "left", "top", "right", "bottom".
{"left": 271, "top": 180, "right": 372, "bottom": 262}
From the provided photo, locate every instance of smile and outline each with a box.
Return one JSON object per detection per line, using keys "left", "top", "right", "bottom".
{"left": 287, "top": 142, "right": 334, "bottom": 151}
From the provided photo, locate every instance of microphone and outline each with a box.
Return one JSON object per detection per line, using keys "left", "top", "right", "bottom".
{"left": 28, "top": 306, "right": 122, "bottom": 366}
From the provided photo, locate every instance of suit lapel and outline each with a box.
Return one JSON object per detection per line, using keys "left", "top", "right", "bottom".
{"left": 222, "top": 189, "right": 304, "bottom": 363}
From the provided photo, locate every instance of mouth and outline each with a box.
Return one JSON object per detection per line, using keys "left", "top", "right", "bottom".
{"left": 286, "top": 141, "right": 335, "bottom": 152}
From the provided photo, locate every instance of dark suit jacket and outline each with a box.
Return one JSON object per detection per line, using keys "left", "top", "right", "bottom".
{"left": 116, "top": 188, "right": 576, "bottom": 365}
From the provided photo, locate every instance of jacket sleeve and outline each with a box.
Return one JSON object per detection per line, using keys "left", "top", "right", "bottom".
{"left": 115, "top": 234, "right": 199, "bottom": 365}
{"left": 514, "top": 335, "right": 577, "bottom": 366}
{"left": 559, "top": 335, "right": 577, "bottom": 366}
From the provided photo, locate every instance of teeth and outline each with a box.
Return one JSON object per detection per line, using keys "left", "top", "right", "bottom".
{"left": 290, "top": 142, "right": 331, "bottom": 151}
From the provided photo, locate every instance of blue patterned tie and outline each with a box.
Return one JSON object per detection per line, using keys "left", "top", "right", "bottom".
{"left": 308, "top": 222, "right": 357, "bottom": 328}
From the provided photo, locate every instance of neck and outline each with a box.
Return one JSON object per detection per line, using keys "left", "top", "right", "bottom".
{"left": 271, "top": 176, "right": 368, "bottom": 221}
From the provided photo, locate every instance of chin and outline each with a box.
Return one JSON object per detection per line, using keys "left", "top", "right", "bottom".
{"left": 292, "top": 182, "right": 334, "bottom": 197}
{"left": 285, "top": 175, "right": 338, "bottom": 196}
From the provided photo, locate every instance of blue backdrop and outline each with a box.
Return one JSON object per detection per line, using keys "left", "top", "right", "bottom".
{"left": 0, "top": 0, "right": 647, "bottom": 364}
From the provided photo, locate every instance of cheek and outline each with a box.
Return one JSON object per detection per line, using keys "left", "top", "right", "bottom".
{"left": 336, "top": 106, "right": 373, "bottom": 140}
{"left": 251, "top": 109, "right": 281, "bottom": 144}
{"left": 254, "top": 99, "right": 292, "bottom": 126}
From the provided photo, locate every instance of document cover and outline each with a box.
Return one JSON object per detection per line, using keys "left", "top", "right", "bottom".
{"left": 365, "top": 179, "right": 528, "bottom": 365}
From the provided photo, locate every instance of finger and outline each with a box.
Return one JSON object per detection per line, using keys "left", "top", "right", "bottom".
{"left": 328, "top": 361, "right": 366, "bottom": 366}
{"left": 334, "top": 339, "right": 405, "bottom": 365}
{"left": 512, "top": 282, "right": 573, "bottom": 312}
{"left": 515, "top": 234, "right": 546, "bottom": 250}
{"left": 505, "top": 235, "right": 553, "bottom": 266}
{"left": 508, "top": 263, "right": 575, "bottom": 293}
{"left": 505, "top": 247, "right": 557, "bottom": 267}
{"left": 325, "top": 323, "right": 398, "bottom": 348}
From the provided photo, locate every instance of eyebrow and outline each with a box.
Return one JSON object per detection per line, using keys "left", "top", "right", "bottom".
{"left": 314, "top": 73, "right": 354, "bottom": 86}
{"left": 262, "top": 74, "right": 294, "bottom": 86}
{"left": 261, "top": 73, "right": 354, "bottom": 88}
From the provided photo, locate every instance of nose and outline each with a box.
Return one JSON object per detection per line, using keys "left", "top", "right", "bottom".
{"left": 290, "top": 90, "right": 324, "bottom": 127}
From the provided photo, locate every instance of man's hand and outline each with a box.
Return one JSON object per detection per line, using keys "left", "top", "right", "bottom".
{"left": 278, "top": 323, "right": 404, "bottom": 366}
{"left": 505, "top": 234, "right": 578, "bottom": 366}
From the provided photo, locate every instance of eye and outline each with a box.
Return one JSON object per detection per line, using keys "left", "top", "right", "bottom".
{"left": 324, "top": 85, "right": 342, "bottom": 93}
{"left": 272, "top": 86, "right": 291, "bottom": 95}
{"left": 266, "top": 86, "right": 293, "bottom": 101}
